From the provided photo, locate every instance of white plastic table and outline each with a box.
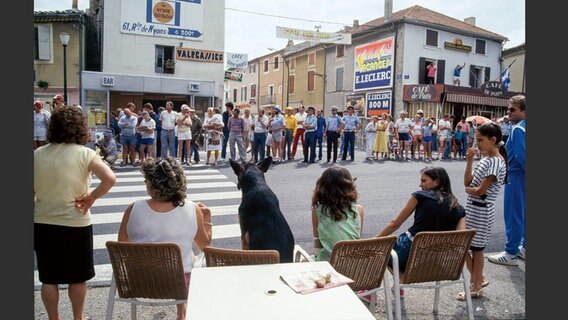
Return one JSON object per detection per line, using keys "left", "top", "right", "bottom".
{"left": 186, "top": 261, "right": 376, "bottom": 320}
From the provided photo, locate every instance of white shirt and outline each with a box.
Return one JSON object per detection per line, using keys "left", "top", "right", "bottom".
{"left": 160, "top": 110, "right": 178, "bottom": 130}
{"left": 295, "top": 112, "right": 307, "bottom": 129}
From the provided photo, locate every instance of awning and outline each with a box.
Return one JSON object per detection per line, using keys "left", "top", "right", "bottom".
{"left": 445, "top": 93, "right": 508, "bottom": 107}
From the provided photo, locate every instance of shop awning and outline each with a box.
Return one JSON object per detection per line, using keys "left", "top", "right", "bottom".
{"left": 445, "top": 93, "right": 509, "bottom": 107}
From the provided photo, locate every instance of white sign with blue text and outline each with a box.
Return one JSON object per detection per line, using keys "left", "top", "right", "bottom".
{"left": 226, "top": 53, "right": 248, "bottom": 69}
{"left": 120, "top": 0, "right": 204, "bottom": 41}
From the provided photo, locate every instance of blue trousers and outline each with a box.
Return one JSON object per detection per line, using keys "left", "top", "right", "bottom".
{"left": 253, "top": 132, "right": 267, "bottom": 162}
{"left": 304, "top": 131, "right": 317, "bottom": 162}
{"left": 160, "top": 130, "right": 176, "bottom": 159}
{"left": 504, "top": 170, "right": 525, "bottom": 255}
{"left": 341, "top": 132, "right": 356, "bottom": 160}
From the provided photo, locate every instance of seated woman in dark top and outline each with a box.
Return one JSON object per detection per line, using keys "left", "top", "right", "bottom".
{"left": 376, "top": 166, "right": 466, "bottom": 273}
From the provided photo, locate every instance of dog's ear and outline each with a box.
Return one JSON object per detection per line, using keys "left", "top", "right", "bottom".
{"left": 258, "top": 156, "right": 272, "bottom": 173}
{"left": 229, "top": 158, "right": 244, "bottom": 177}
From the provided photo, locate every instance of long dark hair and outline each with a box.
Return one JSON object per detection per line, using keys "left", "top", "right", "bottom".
{"left": 311, "top": 167, "right": 358, "bottom": 221}
{"left": 420, "top": 166, "right": 461, "bottom": 210}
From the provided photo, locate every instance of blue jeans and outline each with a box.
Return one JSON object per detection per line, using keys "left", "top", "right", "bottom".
{"left": 390, "top": 232, "right": 413, "bottom": 271}
{"left": 342, "top": 132, "right": 356, "bottom": 160}
{"left": 221, "top": 129, "right": 230, "bottom": 159}
{"left": 253, "top": 132, "right": 267, "bottom": 162}
{"left": 160, "top": 130, "right": 176, "bottom": 159}
{"left": 316, "top": 135, "right": 324, "bottom": 159}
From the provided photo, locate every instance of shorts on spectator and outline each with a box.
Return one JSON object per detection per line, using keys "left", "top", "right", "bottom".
{"left": 140, "top": 138, "right": 154, "bottom": 145}
{"left": 120, "top": 135, "right": 136, "bottom": 146}
{"left": 177, "top": 131, "right": 192, "bottom": 140}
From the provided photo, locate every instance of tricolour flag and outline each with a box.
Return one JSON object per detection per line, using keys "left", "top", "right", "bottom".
{"left": 501, "top": 68, "right": 511, "bottom": 92}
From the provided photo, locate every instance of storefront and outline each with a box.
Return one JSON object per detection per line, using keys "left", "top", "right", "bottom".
{"left": 81, "top": 71, "right": 221, "bottom": 141}
{"left": 403, "top": 84, "right": 520, "bottom": 123}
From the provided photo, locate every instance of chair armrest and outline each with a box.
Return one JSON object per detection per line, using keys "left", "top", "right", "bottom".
{"left": 294, "top": 244, "right": 315, "bottom": 263}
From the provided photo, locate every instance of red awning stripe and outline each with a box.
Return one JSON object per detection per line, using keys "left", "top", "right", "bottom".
{"left": 445, "top": 93, "right": 508, "bottom": 107}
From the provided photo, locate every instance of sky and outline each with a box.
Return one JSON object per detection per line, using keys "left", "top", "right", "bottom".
{"left": 34, "top": 0, "right": 525, "bottom": 61}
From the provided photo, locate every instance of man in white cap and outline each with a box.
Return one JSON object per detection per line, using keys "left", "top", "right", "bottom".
{"left": 96, "top": 130, "right": 119, "bottom": 170}
{"left": 325, "top": 106, "right": 344, "bottom": 163}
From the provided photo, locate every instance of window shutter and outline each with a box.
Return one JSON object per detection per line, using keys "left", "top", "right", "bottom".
{"left": 436, "top": 60, "right": 445, "bottom": 84}
{"left": 418, "top": 57, "right": 426, "bottom": 84}
{"left": 335, "top": 68, "right": 344, "bottom": 91}
{"left": 484, "top": 67, "right": 491, "bottom": 83}
{"left": 38, "top": 25, "right": 51, "bottom": 60}
{"left": 469, "top": 65, "right": 476, "bottom": 87}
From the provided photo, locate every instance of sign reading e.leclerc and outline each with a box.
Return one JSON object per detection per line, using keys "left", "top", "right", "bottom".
{"left": 480, "top": 81, "right": 506, "bottom": 97}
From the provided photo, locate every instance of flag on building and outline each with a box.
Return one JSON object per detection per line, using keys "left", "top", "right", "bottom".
{"left": 501, "top": 68, "right": 511, "bottom": 92}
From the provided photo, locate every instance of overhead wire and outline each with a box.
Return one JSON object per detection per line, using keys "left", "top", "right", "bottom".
{"left": 225, "top": 7, "right": 350, "bottom": 26}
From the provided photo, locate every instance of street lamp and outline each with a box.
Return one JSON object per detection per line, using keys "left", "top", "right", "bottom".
{"left": 60, "top": 32, "right": 70, "bottom": 105}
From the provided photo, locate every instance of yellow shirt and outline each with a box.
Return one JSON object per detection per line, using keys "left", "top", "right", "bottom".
{"left": 34, "top": 143, "right": 96, "bottom": 227}
{"left": 285, "top": 114, "right": 297, "bottom": 135}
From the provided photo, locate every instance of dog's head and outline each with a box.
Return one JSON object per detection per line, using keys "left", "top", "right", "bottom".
{"left": 229, "top": 157, "right": 272, "bottom": 190}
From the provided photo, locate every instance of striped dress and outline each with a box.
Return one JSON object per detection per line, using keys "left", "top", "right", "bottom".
{"left": 465, "top": 156, "right": 507, "bottom": 248}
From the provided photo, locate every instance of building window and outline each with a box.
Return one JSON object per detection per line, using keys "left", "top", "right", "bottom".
{"left": 274, "top": 56, "right": 279, "bottom": 70}
{"left": 475, "top": 39, "right": 486, "bottom": 55}
{"left": 289, "top": 75, "right": 295, "bottom": 94}
{"left": 251, "top": 84, "right": 257, "bottom": 98}
{"left": 155, "top": 45, "right": 175, "bottom": 74}
{"left": 308, "top": 70, "right": 315, "bottom": 92}
{"left": 308, "top": 52, "right": 316, "bottom": 67}
{"left": 469, "top": 64, "right": 484, "bottom": 88}
{"left": 290, "top": 58, "right": 296, "bottom": 72}
{"left": 335, "top": 67, "right": 344, "bottom": 91}
{"left": 241, "top": 86, "right": 247, "bottom": 101}
{"left": 263, "top": 59, "right": 269, "bottom": 72}
{"left": 233, "top": 89, "right": 237, "bottom": 103}
{"left": 34, "top": 25, "right": 51, "bottom": 61}
{"left": 249, "top": 63, "right": 256, "bottom": 74}
{"left": 336, "top": 45, "right": 345, "bottom": 58}
{"left": 425, "top": 29, "right": 438, "bottom": 47}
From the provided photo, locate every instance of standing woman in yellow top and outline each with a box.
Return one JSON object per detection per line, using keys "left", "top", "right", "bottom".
{"left": 373, "top": 113, "right": 390, "bottom": 160}
{"left": 34, "top": 106, "right": 117, "bottom": 320}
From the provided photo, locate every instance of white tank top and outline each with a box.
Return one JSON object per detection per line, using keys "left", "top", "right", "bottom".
{"left": 127, "top": 199, "right": 198, "bottom": 273}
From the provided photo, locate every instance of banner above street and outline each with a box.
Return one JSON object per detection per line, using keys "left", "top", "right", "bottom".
{"left": 276, "top": 26, "right": 351, "bottom": 45}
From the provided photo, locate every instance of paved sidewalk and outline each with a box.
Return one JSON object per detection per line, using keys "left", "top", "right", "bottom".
{"left": 34, "top": 252, "right": 525, "bottom": 319}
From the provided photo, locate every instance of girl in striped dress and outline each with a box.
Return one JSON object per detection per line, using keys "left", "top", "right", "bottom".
{"left": 458, "top": 122, "right": 508, "bottom": 301}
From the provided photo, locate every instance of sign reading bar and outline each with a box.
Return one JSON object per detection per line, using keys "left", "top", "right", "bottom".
{"left": 225, "top": 70, "right": 243, "bottom": 82}
{"left": 176, "top": 47, "right": 224, "bottom": 63}
{"left": 276, "top": 26, "right": 351, "bottom": 45}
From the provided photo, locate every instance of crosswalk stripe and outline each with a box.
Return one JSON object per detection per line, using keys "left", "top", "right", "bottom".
{"left": 93, "top": 224, "right": 241, "bottom": 249}
{"left": 97, "top": 174, "right": 229, "bottom": 183}
{"left": 106, "top": 181, "right": 237, "bottom": 193}
{"left": 95, "top": 191, "right": 242, "bottom": 206}
{"left": 91, "top": 205, "right": 240, "bottom": 224}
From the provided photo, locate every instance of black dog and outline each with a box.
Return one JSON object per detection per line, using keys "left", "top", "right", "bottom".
{"left": 229, "top": 156, "right": 295, "bottom": 263}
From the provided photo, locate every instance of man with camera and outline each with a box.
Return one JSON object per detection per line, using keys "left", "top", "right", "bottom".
{"left": 96, "top": 130, "right": 119, "bottom": 170}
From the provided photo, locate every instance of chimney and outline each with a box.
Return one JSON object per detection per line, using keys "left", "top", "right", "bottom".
{"left": 464, "top": 17, "right": 476, "bottom": 26}
{"left": 384, "top": 0, "right": 393, "bottom": 22}
{"left": 353, "top": 19, "right": 359, "bottom": 27}
{"left": 72, "top": 0, "right": 79, "bottom": 9}
{"left": 286, "top": 39, "right": 294, "bottom": 47}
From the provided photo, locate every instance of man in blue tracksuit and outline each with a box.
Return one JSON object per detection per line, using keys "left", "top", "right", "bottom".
{"left": 488, "top": 95, "right": 526, "bottom": 266}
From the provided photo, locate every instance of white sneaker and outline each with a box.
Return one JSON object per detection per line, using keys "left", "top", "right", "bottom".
{"left": 517, "top": 247, "right": 526, "bottom": 260}
{"left": 487, "top": 252, "right": 518, "bottom": 266}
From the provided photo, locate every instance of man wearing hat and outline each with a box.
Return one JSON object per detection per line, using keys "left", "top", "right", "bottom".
{"left": 302, "top": 106, "right": 318, "bottom": 163}
{"left": 325, "top": 106, "right": 344, "bottom": 163}
{"left": 341, "top": 106, "right": 361, "bottom": 161}
{"left": 96, "top": 130, "right": 119, "bottom": 170}
{"left": 34, "top": 101, "right": 51, "bottom": 149}
{"left": 52, "top": 94, "right": 65, "bottom": 112}
{"left": 283, "top": 106, "right": 297, "bottom": 161}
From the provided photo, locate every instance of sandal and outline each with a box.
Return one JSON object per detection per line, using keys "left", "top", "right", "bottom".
{"left": 456, "top": 289, "right": 483, "bottom": 301}
{"left": 471, "top": 277, "right": 489, "bottom": 288}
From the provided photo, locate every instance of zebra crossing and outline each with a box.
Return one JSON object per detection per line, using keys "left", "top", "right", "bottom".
{"left": 34, "top": 162, "right": 243, "bottom": 289}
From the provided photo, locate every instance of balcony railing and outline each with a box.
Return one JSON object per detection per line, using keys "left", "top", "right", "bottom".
{"left": 260, "top": 94, "right": 276, "bottom": 105}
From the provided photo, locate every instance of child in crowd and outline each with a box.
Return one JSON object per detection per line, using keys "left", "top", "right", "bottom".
{"left": 390, "top": 138, "right": 399, "bottom": 160}
{"left": 458, "top": 122, "right": 508, "bottom": 302}
{"left": 453, "top": 125, "right": 463, "bottom": 159}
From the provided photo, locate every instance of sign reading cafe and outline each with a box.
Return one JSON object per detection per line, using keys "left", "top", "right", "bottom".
{"left": 120, "top": 0, "right": 204, "bottom": 41}
{"left": 353, "top": 37, "right": 394, "bottom": 91}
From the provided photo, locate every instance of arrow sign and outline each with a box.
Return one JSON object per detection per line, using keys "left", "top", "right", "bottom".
{"left": 168, "top": 27, "right": 202, "bottom": 38}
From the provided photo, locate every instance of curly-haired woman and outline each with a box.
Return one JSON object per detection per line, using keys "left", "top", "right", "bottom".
{"left": 118, "top": 157, "right": 212, "bottom": 320}
{"left": 34, "top": 106, "right": 116, "bottom": 320}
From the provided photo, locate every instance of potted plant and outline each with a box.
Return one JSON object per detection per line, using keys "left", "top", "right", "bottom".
{"left": 37, "top": 80, "right": 49, "bottom": 90}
